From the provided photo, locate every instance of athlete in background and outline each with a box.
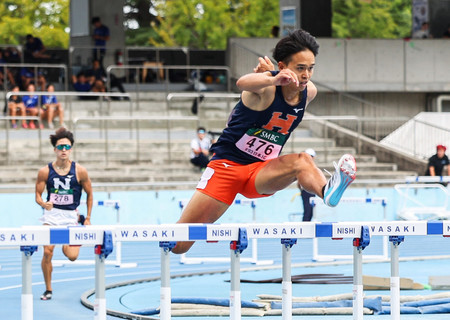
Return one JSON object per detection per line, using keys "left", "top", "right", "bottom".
{"left": 35, "top": 127, "right": 93, "bottom": 300}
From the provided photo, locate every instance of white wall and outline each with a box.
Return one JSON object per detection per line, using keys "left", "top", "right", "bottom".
{"left": 228, "top": 37, "right": 450, "bottom": 92}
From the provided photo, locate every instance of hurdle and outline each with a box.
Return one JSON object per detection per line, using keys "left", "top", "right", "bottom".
{"left": 0, "top": 225, "right": 108, "bottom": 320}
{"left": 310, "top": 197, "right": 389, "bottom": 262}
{"left": 178, "top": 198, "right": 273, "bottom": 265}
{"left": 52, "top": 200, "right": 137, "bottom": 268}
{"left": 394, "top": 183, "right": 450, "bottom": 220}
{"left": 4, "top": 221, "right": 450, "bottom": 320}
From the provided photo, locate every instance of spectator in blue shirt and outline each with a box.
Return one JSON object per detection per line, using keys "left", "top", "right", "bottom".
{"left": 41, "top": 84, "right": 64, "bottom": 129}
{"left": 22, "top": 83, "right": 41, "bottom": 129}
{"left": 91, "top": 17, "right": 110, "bottom": 65}
{"left": 24, "top": 34, "right": 51, "bottom": 63}
{"left": 71, "top": 72, "right": 103, "bottom": 100}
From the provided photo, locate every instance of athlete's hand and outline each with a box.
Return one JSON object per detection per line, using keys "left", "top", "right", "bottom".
{"left": 273, "top": 68, "right": 299, "bottom": 87}
{"left": 42, "top": 201, "right": 53, "bottom": 211}
{"left": 253, "top": 56, "right": 275, "bottom": 73}
{"left": 83, "top": 217, "right": 91, "bottom": 225}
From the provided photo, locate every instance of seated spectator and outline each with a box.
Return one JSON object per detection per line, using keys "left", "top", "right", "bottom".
{"left": 72, "top": 71, "right": 106, "bottom": 100}
{"left": 3, "top": 47, "right": 21, "bottom": 63}
{"left": 190, "top": 127, "right": 213, "bottom": 170}
{"left": 20, "top": 67, "right": 36, "bottom": 91}
{"left": 37, "top": 71, "right": 47, "bottom": 91}
{"left": 0, "top": 49, "right": 16, "bottom": 87}
{"left": 86, "top": 59, "right": 128, "bottom": 99}
{"left": 24, "top": 34, "right": 51, "bottom": 63}
{"left": 41, "top": 84, "right": 64, "bottom": 129}
{"left": 7, "top": 85, "right": 27, "bottom": 129}
{"left": 22, "top": 83, "right": 41, "bottom": 129}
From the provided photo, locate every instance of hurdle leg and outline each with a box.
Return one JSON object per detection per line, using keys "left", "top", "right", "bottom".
{"left": 94, "top": 254, "right": 106, "bottom": 320}
{"left": 353, "top": 245, "right": 364, "bottom": 320}
{"left": 352, "top": 226, "right": 370, "bottom": 320}
{"left": 389, "top": 236, "right": 404, "bottom": 320}
{"left": 160, "top": 247, "right": 171, "bottom": 320}
{"left": 94, "top": 231, "right": 113, "bottom": 320}
{"left": 21, "top": 251, "right": 33, "bottom": 320}
{"left": 230, "top": 248, "right": 241, "bottom": 320}
{"left": 281, "top": 239, "right": 297, "bottom": 320}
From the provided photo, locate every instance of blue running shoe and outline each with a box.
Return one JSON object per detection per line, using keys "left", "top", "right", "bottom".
{"left": 323, "top": 154, "right": 356, "bottom": 207}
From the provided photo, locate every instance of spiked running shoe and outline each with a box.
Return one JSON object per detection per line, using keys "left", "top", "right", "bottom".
{"left": 323, "top": 154, "right": 356, "bottom": 207}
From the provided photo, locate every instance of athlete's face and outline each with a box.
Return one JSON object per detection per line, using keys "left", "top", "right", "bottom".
{"left": 279, "top": 49, "right": 315, "bottom": 91}
{"left": 54, "top": 138, "right": 72, "bottom": 160}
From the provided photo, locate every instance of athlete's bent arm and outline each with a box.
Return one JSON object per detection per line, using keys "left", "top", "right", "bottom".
{"left": 35, "top": 167, "right": 53, "bottom": 211}
{"left": 77, "top": 165, "right": 93, "bottom": 225}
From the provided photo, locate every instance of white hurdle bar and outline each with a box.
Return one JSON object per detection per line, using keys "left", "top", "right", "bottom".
{"left": 405, "top": 175, "right": 450, "bottom": 183}
{"left": 311, "top": 197, "right": 389, "bottom": 261}
{"left": 178, "top": 199, "right": 273, "bottom": 265}
{"left": 3, "top": 221, "right": 450, "bottom": 320}
{"left": 53, "top": 200, "right": 137, "bottom": 268}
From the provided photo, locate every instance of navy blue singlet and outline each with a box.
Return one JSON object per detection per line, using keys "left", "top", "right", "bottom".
{"left": 211, "top": 76, "right": 307, "bottom": 165}
{"left": 46, "top": 161, "right": 82, "bottom": 210}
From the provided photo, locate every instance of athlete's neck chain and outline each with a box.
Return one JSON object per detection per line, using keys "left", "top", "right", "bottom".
{"left": 54, "top": 161, "right": 70, "bottom": 171}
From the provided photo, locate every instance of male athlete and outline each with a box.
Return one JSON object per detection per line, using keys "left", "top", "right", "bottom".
{"left": 35, "top": 127, "right": 93, "bottom": 300}
{"left": 173, "top": 29, "right": 356, "bottom": 254}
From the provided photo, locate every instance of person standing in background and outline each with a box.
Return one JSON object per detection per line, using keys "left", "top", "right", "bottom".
{"left": 426, "top": 145, "right": 450, "bottom": 176}
{"left": 91, "top": 17, "right": 110, "bottom": 66}
{"left": 297, "top": 148, "right": 317, "bottom": 221}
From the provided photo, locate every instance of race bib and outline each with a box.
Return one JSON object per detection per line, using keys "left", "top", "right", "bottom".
{"left": 235, "top": 128, "right": 286, "bottom": 161}
{"left": 49, "top": 189, "right": 74, "bottom": 205}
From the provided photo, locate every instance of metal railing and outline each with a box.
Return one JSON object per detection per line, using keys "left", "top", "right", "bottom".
{"left": 106, "top": 64, "right": 232, "bottom": 110}
{"left": 380, "top": 116, "right": 450, "bottom": 160}
{"left": 72, "top": 115, "right": 198, "bottom": 164}
{"left": 166, "top": 92, "right": 241, "bottom": 122}
{"left": 410, "top": 119, "right": 450, "bottom": 159}
{"left": 2, "top": 91, "right": 131, "bottom": 164}
{"left": 0, "top": 116, "right": 42, "bottom": 163}
{"left": 5, "top": 90, "right": 131, "bottom": 123}
{"left": 281, "top": 115, "right": 409, "bottom": 162}
{"left": 0, "top": 63, "right": 68, "bottom": 93}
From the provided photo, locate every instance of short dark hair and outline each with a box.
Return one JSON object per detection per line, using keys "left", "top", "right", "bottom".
{"left": 91, "top": 16, "right": 100, "bottom": 24}
{"left": 272, "top": 29, "right": 319, "bottom": 64}
{"left": 26, "top": 34, "right": 33, "bottom": 40}
{"left": 50, "top": 127, "right": 74, "bottom": 147}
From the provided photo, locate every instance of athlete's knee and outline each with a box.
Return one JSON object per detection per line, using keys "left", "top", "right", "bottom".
{"left": 172, "top": 241, "right": 193, "bottom": 254}
{"left": 63, "top": 245, "right": 80, "bottom": 261}
{"left": 43, "top": 247, "right": 54, "bottom": 261}
{"left": 293, "top": 152, "right": 315, "bottom": 169}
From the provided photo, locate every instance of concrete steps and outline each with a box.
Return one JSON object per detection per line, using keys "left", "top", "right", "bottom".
{"left": 0, "top": 96, "right": 419, "bottom": 188}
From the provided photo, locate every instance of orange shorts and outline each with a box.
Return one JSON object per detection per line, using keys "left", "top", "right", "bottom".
{"left": 196, "top": 159, "right": 273, "bottom": 205}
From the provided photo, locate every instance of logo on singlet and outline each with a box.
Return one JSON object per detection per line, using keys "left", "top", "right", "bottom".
{"left": 53, "top": 175, "right": 73, "bottom": 190}
{"left": 262, "top": 112, "right": 298, "bottom": 135}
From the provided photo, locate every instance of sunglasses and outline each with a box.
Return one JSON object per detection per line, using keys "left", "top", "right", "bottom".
{"left": 55, "top": 144, "right": 72, "bottom": 151}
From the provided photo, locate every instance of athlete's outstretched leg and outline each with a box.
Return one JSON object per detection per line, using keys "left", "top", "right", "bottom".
{"left": 255, "top": 152, "right": 327, "bottom": 196}
{"left": 255, "top": 152, "right": 356, "bottom": 207}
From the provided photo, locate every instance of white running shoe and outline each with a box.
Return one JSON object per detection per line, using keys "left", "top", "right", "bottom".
{"left": 323, "top": 154, "right": 357, "bottom": 207}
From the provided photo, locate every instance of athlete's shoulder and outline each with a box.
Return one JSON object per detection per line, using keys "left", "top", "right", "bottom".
{"left": 37, "top": 165, "right": 50, "bottom": 181}
{"left": 306, "top": 81, "right": 317, "bottom": 105}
